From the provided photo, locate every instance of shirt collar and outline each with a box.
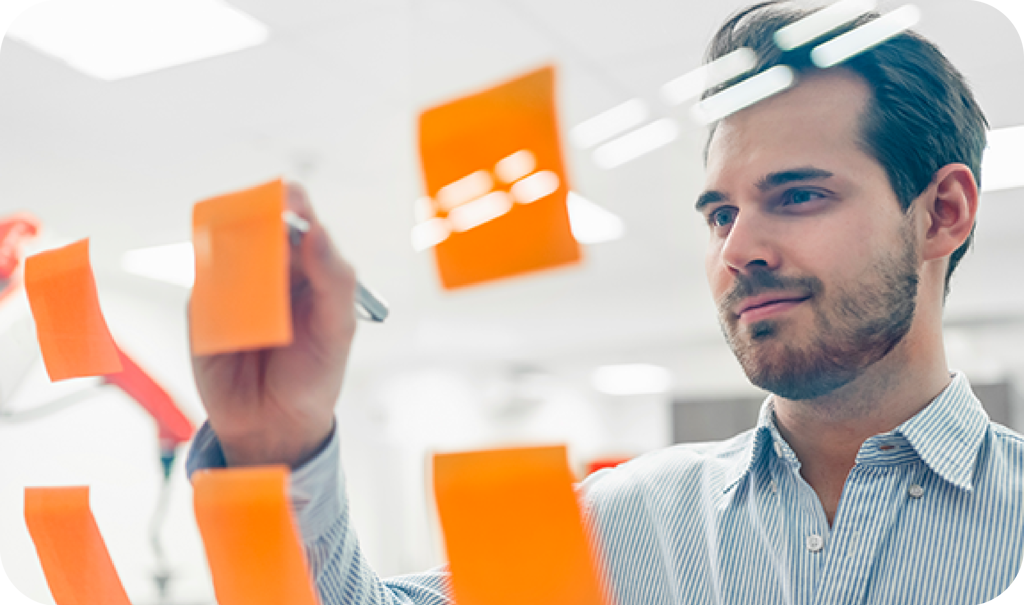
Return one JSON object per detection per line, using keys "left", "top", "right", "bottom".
{"left": 893, "top": 371, "right": 989, "bottom": 491}
{"left": 720, "top": 371, "right": 989, "bottom": 493}
{"left": 721, "top": 399, "right": 777, "bottom": 493}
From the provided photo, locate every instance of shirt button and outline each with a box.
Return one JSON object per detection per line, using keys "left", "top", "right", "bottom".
{"left": 806, "top": 534, "right": 824, "bottom": 553}
{"left": 909, "top": 484, "right": 925, "bottom": 498}
{"left": 774, "top": 442, "right": 784, "bottom": 457}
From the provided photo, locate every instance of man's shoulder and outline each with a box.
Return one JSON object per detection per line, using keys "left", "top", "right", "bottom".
{"left": 580, "top": 428, "right": 758, "bottom": 505}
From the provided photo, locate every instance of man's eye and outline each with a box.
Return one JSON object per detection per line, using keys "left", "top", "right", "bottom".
{"left": 784, "top": 189, "right": 823, "bottom": 205}
{"left": 708, "top": 207, "right": 736, "bottom": 228}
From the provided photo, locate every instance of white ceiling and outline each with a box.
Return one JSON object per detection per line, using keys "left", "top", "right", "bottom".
{"left": 1, "top": 0, "right": 1023, "bottom": 389}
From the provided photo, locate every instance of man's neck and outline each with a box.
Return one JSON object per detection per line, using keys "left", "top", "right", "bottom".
{"left": 770, "top": 327, "right": 952, "bottom": 525}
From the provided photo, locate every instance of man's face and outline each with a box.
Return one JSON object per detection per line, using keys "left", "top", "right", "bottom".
{"left": 699, "top": 70, "right": 921, "bottom": 401}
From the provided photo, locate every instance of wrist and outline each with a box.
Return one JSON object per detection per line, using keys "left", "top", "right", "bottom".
{"left": 218, "top": 418, "right": 336, "bottom": 469}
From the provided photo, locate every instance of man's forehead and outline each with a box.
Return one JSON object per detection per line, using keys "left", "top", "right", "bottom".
{"left": 705, "top": 70, "right": 871, "bottom": 176}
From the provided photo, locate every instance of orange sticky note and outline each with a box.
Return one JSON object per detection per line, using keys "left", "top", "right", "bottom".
{"left": 24, "top": 238, "right": 122, "bottom": 381}
{"left": 418, "top": 66, "right": 581, "bottom": 289}
{"left": 192, "top": 466, "right": 320, "bottom": 605}
{"left": 433, "top": 446, "right": 608, "bottom": 605}
{"left": 24, "top": 486, "right": 132, "bottom": 605}
{"left": 190, "top": 179, "right": 291, "bottom": 355}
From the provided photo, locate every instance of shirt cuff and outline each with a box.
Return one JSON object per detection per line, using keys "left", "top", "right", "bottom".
{"left": 185, "top": 418, "right": 345, "bottom": 543}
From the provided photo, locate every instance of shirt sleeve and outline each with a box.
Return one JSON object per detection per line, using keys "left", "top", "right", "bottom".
{"left": 185, "top": 419, "right": 453, "bottom": 605}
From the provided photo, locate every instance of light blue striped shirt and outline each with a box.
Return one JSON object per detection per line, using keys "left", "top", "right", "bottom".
{"left": 187, "top": 371, "right": 1024, "bottom": 604}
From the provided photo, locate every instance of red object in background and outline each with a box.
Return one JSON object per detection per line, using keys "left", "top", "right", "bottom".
{"left": 103, "top": 346, "right": 195, "bottom": 449}
{"left": 0, "top": 213, "right": 41, "bottom": 303}
{"left": 1, "top": 212, "right": 193, "bottom": 450}
{"left": 585, "top": 457, "right": 633, "bottom": 477}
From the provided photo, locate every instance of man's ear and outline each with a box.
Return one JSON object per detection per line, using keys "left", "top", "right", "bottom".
{"left": 919, "top": 163, "right": 979, "bottom": 263}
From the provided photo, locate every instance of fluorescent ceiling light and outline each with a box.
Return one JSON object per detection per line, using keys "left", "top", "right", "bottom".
{"left": 510, "top": 171, "right": 560, "bottom": 204}
{"left": 810, "top": 4, "right": 920, "bottom": 69}
{"left": 591, "top": 363, "right": 672, "bottom": 396}
{"left": 122, "top": 241, "right": 195, "bottom": 287}
{"left": 567, "top": 192, "right": 625, "bottom": 244}
{"left": 413, "top": 197, "right": 437, "bottom": 224}
{"left": 981, "top": 125, "right": 1024, "bottom": 193}
{"left": 773, "top": 0, "right": 877, "bottom": 51}
{"left": 691, "top": 66, "right": 795, "bottom": 124}
{"left": 6, "top": 0, "right": 269, "bottom": 81}
{"left": 437, "top": 170, "right": 493, "bottom": 212}
{"left": 495, "top": 150, "right": 536, "bottom": 184}
{"left": 411, "top": 218, "right": 451, "bottom": 252}
{"left": 570, "top": 99, "right": 649, "bottom": 149}
{"left": 447, "top": 191, "right": 513, "bottom": 232}
{"left": 661, "top": 48, "right": 757, "bottom": 106}
{"left": 592, "top": 118, "right": 678, "bottom": 169}
{"left": 410, "top": 189, "right": 624, "bottom": 250}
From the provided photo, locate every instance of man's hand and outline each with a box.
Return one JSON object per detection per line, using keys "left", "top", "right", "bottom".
{"left": 190, "top": 183, "right": 357, "bottom": 468}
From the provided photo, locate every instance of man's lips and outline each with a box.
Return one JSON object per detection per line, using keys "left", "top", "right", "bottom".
{"left": 735, "top": 293, "right": 811, "bottom": 320}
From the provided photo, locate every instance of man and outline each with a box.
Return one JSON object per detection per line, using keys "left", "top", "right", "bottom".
{"left": 187, "top": 2, "right": 1023, "bottom": 604}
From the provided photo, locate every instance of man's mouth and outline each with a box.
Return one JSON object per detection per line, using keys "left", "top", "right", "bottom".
{"left": 735, "top": 293, "right": 812, "bottom": 322}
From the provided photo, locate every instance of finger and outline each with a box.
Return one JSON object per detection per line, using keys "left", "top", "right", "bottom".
{"left": 282, "top": 182, "right": 358, "bottom": 337}
{"left": 285, "top": 181, "right": 317, "bottom": 223}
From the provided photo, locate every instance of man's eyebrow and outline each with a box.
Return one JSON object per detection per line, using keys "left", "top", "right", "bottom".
{"left": 756, "top": 167, "right": 834, "bottom": 191}
{"left": 695, "top": 190, "right": 728, "bottom": 212}
{"left": 695, "top": 167, "right": 834, "bottom": 213}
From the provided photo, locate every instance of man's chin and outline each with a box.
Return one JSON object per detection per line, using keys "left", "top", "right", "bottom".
{"left": 735, "top": 339, "right": 860, "bottom": 401}
{"left": 741, "top": 350, "right": 862, "bottom": 400}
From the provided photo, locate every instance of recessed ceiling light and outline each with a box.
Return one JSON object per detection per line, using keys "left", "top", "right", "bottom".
{"left": 7, "top": 0, "right": 269, "bottom": 81}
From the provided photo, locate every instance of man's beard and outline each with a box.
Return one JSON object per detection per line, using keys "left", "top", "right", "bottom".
{"left": 717, "top": 230, "right": 919, "bottom": 401}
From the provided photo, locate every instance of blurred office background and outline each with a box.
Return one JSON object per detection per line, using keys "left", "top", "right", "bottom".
{"left": 0, "top": 0, "right": 1022, "bottom": 603}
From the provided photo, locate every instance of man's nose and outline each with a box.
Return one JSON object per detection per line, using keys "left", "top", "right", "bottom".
{"left": 719, "top": 212, "right": 779, "bottom": 274}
